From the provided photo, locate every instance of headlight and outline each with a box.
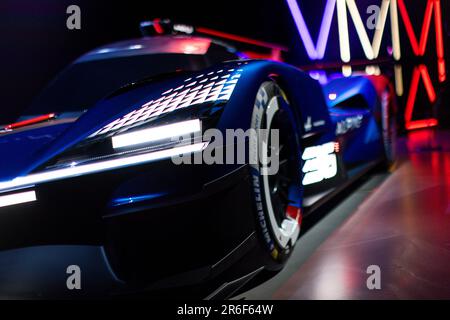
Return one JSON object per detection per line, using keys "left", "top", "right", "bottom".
{"left": 111, "top": 119, "right": 201, "bottom": 149}
{"left": 40, "top": 64, "right": 244, "bottom": 171}
{"left": 0, "top": 118, "right": 208, "bottom": 193}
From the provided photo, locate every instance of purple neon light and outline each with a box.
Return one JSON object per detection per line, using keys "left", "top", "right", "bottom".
{"left": 286, "top": 0, "right": 336, "bottom": 60}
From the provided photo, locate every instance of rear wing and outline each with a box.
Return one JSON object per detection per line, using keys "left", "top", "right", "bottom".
{"left": 139, "top": 19, "right": 288, "bottom": 61}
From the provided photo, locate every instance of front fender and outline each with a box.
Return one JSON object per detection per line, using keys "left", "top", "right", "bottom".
{"left": 216, "top": 60, "right": 333, "bottom": 138}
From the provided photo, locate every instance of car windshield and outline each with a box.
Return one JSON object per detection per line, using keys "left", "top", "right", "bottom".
{"left": 25, "top": 53, "right": 207, "bottom": 116}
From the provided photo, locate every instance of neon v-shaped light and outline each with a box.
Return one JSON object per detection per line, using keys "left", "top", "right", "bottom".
{"left": 398, "top": 0, "right": 445, "bottom": 82}
{"left": 398, "top": 0, "right": 433, "bottom": 56}
{"left": 286, "top": 0, "right": 446, "bottom": 131}
{"left": 398, "top": 0, "right": 444, "bottom": 129}
{"left": 285, "top": 0, "right": 336, "bottom": 60}
{"left": 336, "top": 0, "right": 402, "bottom": 62}
{"left": 404, "top": 65, "right": 438, "bottom": 130}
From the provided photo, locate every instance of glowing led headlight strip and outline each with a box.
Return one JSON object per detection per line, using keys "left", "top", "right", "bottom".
{"left": 112, "top": 119, "right": 201, "bottom": 149}
{"left": 0, "top": 190, "right": 37, "bottom": 208}
{"left": 0, "top": 143, "right": 207, "bottom": 194}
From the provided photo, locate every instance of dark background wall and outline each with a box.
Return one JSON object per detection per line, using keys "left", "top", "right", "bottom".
{"left": 0, "top": 0, "right": 291, "bottom": 123}
{"left": 0, "top": 0, "right": 449, "bottom": 126}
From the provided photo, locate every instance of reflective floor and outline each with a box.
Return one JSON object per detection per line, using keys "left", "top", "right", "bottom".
{"left": 239, "top": 129, "right": 450, "bottom": 299}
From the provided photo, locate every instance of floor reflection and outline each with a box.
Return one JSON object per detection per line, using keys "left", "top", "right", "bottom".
{"left": 272, "top": 129, "right": 450, "bottom": 299}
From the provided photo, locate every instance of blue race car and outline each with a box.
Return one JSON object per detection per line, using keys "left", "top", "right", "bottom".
{"left": 0, "top": 20, "right": 396, "bottom": 299}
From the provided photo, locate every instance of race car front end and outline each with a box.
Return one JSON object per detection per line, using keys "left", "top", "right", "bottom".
{"left": 0, "top": 141, "right": 259, "bottom": 298}
{"left": 0, "top": 62, "right": 265, "bottom": 299}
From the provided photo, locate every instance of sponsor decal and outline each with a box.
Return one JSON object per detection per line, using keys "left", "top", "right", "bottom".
{"left": 252, "top": 171, "right": 275, "bottom": 252}
{"left": 335, "top": 115, "right": 363, "bottom": 135}
{"left": 304, "top": 116, "right": 326, "bottom": 132}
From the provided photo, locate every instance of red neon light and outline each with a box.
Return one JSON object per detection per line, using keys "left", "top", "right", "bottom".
{"left": 420, "top": 65, "right": 437, "bottom": 103}
{"left": 434, "top": 1, "right": 445, "bottom": 58}
{"left": 4, "top": 113, "right": 56, "bottom": 130}
{"left": 398, "top": 0, "right": 446, "bottom": 82}
{"left": 404, "top": 66, "right": 420, "bottom": 125}
{"left": 196, "top": 27, "right": 288, "bottom": 51}
{"left": 434, "top": 0, "right": 446, "bottom": 82}
{"left": 398, "top": 0, "right": 420, "bottom": 55}
{"left": 438, "top": 58, "right": 446, "bottom": 82}
{"left": 418, "top": 0, "right": 434, "bottom": 55}
{"left": 398, "top": 0, "right": 445, "bottom": 130}
{"left": 404, "top": 65, "right": 438, "bottom": 130}
{"left": 406, "top": 119, "right": 438, "bottom": 130}
{"left": 398, "top": 0, "right": 433, "bottom": 56}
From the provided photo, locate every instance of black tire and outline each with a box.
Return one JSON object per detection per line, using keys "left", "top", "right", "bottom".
{"left": 248, "top": 81, "right": 303, "bottom": 271}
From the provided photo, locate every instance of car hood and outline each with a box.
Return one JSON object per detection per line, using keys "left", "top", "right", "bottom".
{"left": 0, "top": 60, "right": 251, "bottom": 184}
{"left": 0, "top": 121, "right": 75, "bottom": 181}
{"left": 0, "top": 76, "right": 183, "bottom": 182}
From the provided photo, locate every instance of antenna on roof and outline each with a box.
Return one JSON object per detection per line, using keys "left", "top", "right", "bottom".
{"left": 140, "top": 19, "right": 195, "bottom": 37}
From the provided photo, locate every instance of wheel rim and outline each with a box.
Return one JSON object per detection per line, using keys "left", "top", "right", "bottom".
{"left": 260, "top": 96, "right": 302, "bottom": 249}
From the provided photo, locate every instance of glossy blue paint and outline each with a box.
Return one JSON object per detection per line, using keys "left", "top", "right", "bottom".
{"left": 0, "top": 56, "right": 387, "bottom": 197}
{"left": 0, "top": 34, "right": 394, "bottom": 298}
